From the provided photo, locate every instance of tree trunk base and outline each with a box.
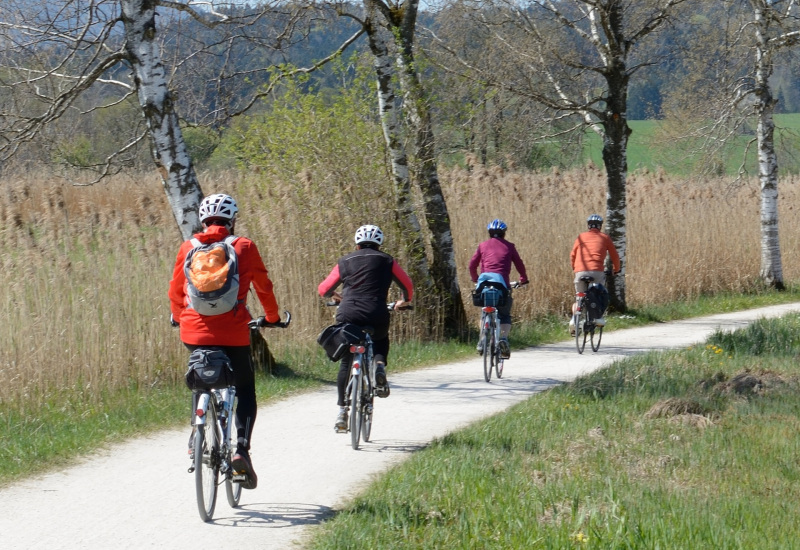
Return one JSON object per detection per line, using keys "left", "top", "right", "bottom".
{"left": 250, "top": 330, "right": 275, "bottom": 375}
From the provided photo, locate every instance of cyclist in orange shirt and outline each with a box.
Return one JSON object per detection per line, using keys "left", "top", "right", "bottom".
{"left": 570, "top": 214, "right": 620, "bottom": 334}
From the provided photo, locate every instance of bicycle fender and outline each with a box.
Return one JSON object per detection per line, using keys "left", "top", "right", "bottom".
{"left": 194, "top": 393, "right": 210, "bottom": 426}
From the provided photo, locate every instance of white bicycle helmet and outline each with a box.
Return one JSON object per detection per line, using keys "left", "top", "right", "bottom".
{"left": 587, "top": 214, "right": 603, "bottom": 229}
{"left": 354, "top": 224, "right": 384, "bottom": 246}
{"left": 199, "top": 193, "right": 238, "bottom": 224}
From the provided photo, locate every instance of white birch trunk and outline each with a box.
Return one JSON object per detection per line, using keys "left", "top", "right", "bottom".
{"left": 120, "top": 0, "right": 203, "bottom": 241}
{"left": 753, "top": 3, "right": 784, "bottom": 288}
{"left": 394, "top": 4, "right": 466, "bottom": 332}
{"left": 363, "top": 3, "right": 430, "bottom": 280}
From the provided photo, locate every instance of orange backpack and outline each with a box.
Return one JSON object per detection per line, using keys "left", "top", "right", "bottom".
{"left": 183, "top": 236, "right": 240, "bottom": 315}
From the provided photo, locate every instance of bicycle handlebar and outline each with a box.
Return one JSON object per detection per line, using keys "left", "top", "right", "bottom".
{"left": 249, "top": 310, "right": 292, "bottom": 329}
{"left": 509, "top": 281, "right": 529, "bottom": 289}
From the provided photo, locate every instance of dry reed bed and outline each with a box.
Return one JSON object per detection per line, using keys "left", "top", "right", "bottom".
{"left": 1, "top": 167, "right": 798, "bottom": 406}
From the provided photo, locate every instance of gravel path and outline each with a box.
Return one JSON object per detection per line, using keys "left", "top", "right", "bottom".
{"left": 5, "top": 302, "right": 800, "bottom": 550}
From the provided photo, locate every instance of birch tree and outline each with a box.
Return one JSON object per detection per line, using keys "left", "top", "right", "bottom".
{"left": 428, "top": 0, "right": 689, "bottom": 311}
{"left": 660, "top": 0, "right": 800, "bottom": 289}
{"left": 0, "top": 0, "right": 357, "bottom": 239}
{"left": 748, "top": 0, "right": 799, "bottom": 289}
{"left": 337, "top": 0, "right": 468, "bottom": 334}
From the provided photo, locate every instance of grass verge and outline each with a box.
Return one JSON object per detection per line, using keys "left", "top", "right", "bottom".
{"left": 2, "top": 287, "right": 799, "bottom": 487}
{"left": 309, "top": 311, "right": 800, "bottom": 549}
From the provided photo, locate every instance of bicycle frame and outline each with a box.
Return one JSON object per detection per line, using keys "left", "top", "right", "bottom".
{"left": 480, "top": 306, "right": 503, "bottom": 382}
{"left": 344, "top": 333, "right": 375, "bottom": 450}
{"left": 481, "top": 307, "right": 501, "bottom": 350}
{"left": 573, "top": 276, "right": 604, "bottom": 354}
{"left": 191, "top": 385, "right": 242, "bottom": 522}
{"left": 194, "top": 387, "right": 236, "bottom": 469}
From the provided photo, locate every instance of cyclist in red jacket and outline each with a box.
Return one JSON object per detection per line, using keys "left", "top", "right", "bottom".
{"left": 169, "top": 193, "right": 286, "bottom": 489}
{"left": 318, "top": 224, "right": 413, "bottom": 432}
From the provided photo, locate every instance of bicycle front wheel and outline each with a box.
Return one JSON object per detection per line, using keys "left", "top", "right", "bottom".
{"left": 349, "top": 368, "right": 362, "bottom": 450}
{"left": 591, "top": 324, "right": 603, "bottom": 352}
{"left": 194, "top": 399, "right": 220, "bottom": 522}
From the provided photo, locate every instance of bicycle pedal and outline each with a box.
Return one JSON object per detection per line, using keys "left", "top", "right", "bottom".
{"left": 231, "top": 473, "right": 248, "bottom": 483}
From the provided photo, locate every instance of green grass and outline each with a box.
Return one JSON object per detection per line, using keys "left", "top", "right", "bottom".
{"left": 310, "top": 311, "right": 800, "bottom": 549}
{"left": 1, "top": 287, "right": 799, "bottom": 487}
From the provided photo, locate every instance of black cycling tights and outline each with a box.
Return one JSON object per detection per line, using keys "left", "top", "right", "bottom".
{"left": 186, "top": 344, "right": 256, "bottom": 449}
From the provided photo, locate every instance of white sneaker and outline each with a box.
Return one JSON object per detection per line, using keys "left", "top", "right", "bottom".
{"left": 334, "top": 410, "right": 347, "bottom": 432}
{"left": 594, "top": 317, "right": 606, "bottom": 327}
{"left": 569, "top": 320, "right": 576, "bottom": 336}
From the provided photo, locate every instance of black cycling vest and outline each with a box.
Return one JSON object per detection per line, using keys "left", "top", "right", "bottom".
{"left": 334, "top": 247, "right": 395, "bottom": 336}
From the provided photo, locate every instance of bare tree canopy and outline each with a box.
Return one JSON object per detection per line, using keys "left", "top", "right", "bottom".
{"left": 0, "top": 0, "right": 362, "bottom": 238}
{"left": 425, "top": 0, "right": 690, "bottom": 311}
{"left": 0, "top": 1, "right": 360, "bottom": 174}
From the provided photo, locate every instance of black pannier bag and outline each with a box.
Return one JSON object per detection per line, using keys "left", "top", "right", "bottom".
{"left": 471, "top": 282, "right": 508, "bottom": 307}
{"left": 317, "top": 323, "right": 364, "bottom": 362}
{"left": 585, "top": 284, "right": 610, "bottom": 321}
{"left": 185, "top": 348, "right": 235, "bottom": 390}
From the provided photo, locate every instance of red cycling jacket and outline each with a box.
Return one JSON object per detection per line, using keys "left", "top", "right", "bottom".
{"left": 168, "top": 224, "right": 281, "bottom": 346}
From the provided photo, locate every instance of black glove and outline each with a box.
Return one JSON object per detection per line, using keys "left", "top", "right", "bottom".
{"left": 249, "top": 317, "right": 287, "bottom": 329}
{"left": 170, "top": 314, "right": 179, "bottom": 327}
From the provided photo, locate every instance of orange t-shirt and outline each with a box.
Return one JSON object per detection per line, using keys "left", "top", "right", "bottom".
{"left": 570, "top": 229, "right": 620, "bottom": 273}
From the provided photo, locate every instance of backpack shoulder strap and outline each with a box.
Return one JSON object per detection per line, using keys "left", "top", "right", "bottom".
{"left": 189, "top": 237, "right": 202, "bottom": 248}
{"left": 223, "top": 235, "right": 239, "bottom": 246}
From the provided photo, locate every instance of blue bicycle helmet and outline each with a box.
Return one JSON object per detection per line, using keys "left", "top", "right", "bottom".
{"left": 487, "top": 219, "right": 507, "bottom": 232}
{"left": 587, "top": 214, "right": 603, "bottom": 229}
{"left": 487, "top": 219, "right": 507, "bottom": 238}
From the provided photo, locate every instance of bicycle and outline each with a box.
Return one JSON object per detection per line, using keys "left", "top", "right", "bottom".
{"left": 573, "top": 276, "right": 603, "bottom": 354}
{"left": 326, "top": 301, "right": 412, "bottom": 450}
{"left": 474, "top": 281, "right": 523, "bottom": 382}
{"left": 187, "top": 311, "right": 291, "bottom": 522}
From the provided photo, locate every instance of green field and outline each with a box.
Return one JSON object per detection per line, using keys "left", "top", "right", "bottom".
{"left": 583, "top": 114, "right": 800, "bottom": 176}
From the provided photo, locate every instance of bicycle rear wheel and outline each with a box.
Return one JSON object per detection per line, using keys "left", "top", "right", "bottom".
{"left": 349, "top": 369, "right": 362, "bottom": 450}
{"left": 591, "top": 324, "right": 603, "bottom": 352}
{"left": 482, "top": 328, "right": 492, "bottom": 382}
{"left": 361, "top": 392, "right": 373, "bottom": 443}
{"left": 194, "top": 399, "right": 220, "bottom": 522}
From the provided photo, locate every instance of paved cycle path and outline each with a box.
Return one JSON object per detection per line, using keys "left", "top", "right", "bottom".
{"left": 5, "top": 302, "right": 800, "bottom": 549}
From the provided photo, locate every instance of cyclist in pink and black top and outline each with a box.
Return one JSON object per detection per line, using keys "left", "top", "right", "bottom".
{"left": 469, "top": 219, "right": 529, "bottom": 358}
{"left": 318, "top": 224, "right": 413, "bottom": 431}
